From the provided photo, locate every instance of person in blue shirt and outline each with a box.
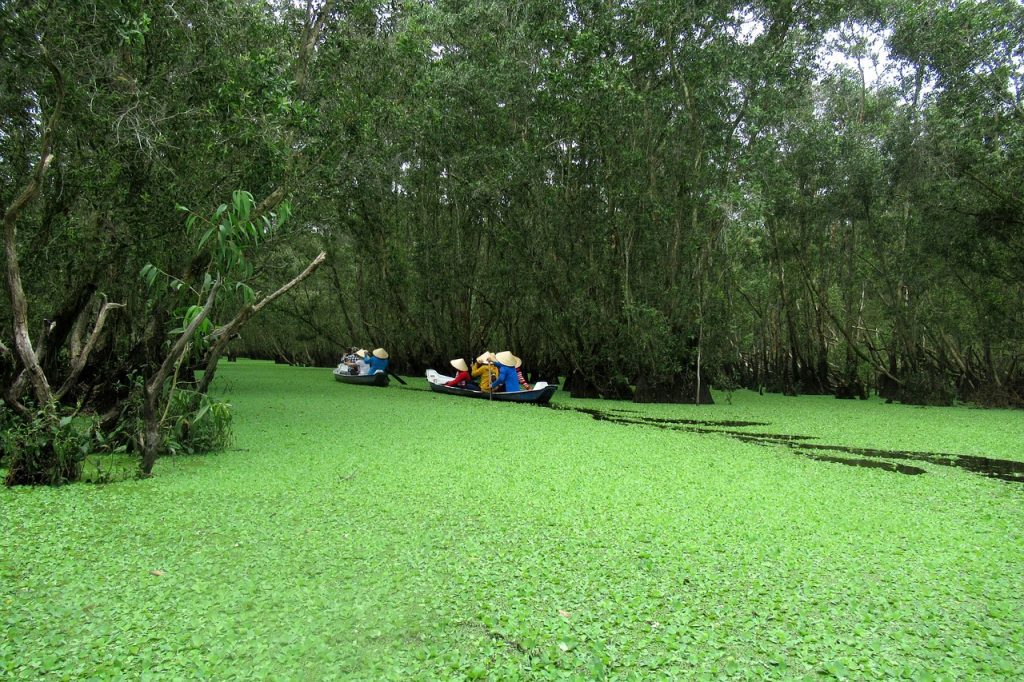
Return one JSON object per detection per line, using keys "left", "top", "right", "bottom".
{"left": 491, "top": 351, "right": 521, "bottom": 392}
{"left": 365, "top": 347, "right": 390, "bottom": 375}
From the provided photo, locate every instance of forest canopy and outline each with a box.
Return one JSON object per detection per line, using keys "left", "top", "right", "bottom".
{"left": 2, "top": 0, "right": 1022, "bottom": 480}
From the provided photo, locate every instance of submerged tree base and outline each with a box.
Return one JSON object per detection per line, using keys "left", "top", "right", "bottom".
{"left": 633, "top": 373, "right": 714, "bottom": 405}
{"left": 564, "top": 371, "right": 634, "bottom": 400}
{"left": 834, "top": 380, "right": 868, "bottom": 400}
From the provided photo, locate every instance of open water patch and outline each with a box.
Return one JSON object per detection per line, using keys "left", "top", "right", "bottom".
{"left": 629, "top": 416, "right": 769, "bottom": 428}
{"left": 549, "top": 404, "right": 1024, "bottom": 484}
{"left": 604, "top": 408, "right": 769, "bottom": 428}
{"left": 799, "top": 452, "right": 926, "bottom": 476}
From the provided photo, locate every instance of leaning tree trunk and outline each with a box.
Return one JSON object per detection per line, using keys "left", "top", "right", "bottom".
{"left": 196, "top": 252, "right": 326, "bottom": 395}
{"left": 2, "top": 48, "right": 65, "bottom": 417}
{"left": 140, "top": 282, "right": 221, "bottom": 476}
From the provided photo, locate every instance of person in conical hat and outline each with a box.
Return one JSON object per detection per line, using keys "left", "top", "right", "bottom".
{"left": 491, "top": 351, "right": 522, "bottom": 392}
{"left": 365, "top": 347, "right": 390, "bottom": 375}
{"left": 349, "top": 348, "right": 370, "bottom": 375}
{"left": 494, "top": 351, "right": 517, "bottom": 366}
{"left": 444, "top": 358, "right": 477, "bottom": 388}
{"left": 472, "top": 351, "right": 498, "bottom": 392}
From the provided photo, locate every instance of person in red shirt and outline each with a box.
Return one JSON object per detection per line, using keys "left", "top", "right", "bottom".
{"left": 445, "top": 358, "right": 478, "bottom": 389}
{"left": 514, "top": 356, "right": 531, "bottom": 390}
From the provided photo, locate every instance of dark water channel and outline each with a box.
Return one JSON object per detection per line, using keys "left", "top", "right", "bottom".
{"left": 549, "top": 404, "right": 1024, "bottom": 484}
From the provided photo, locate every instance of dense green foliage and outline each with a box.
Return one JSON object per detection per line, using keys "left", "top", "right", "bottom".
{"left": 237, "top": 0, "right": 1024, "bottom": 406}
{"left": 2, "top": 361, "right": 1023, "bottom": 677}
{"left": 2, "top": 1, "right": 1023, "bottom": 479}
{"left": 0, "top": 409, "right": 92, "bottom": 485}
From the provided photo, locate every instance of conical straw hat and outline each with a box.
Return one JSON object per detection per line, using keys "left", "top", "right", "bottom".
{"left": 495, "top": 351, "right": 517, "bottom": 367}
{"left": 372, "top": 348, "right": 389, "bottom": 359}
{"left": 476, "top": 351, "right": 492, "bottom": 364}
{"left": 450, "top": 358, "right": 469, "bottom": 372}
{"left": 356, "top": 349, "right": 368, "bottom": 358}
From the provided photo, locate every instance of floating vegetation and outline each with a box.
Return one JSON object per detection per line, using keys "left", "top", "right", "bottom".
{"left": 551, "top": 404, "right": 1024, "bottom": 483}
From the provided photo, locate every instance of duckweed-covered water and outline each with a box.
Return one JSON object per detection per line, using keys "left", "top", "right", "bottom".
{"left": 2, "top": 360, "right": 1022, "bottom": 679}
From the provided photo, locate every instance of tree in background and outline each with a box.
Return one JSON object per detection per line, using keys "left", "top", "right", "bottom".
{"left": 3, "top": 0, "right": 1023, "bottom": 485}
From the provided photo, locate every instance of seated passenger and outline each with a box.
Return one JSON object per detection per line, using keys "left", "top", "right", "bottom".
{"left": 491, "top": 351, "right": 522, "bottom": 392}
{"left": 353, "top": 349, "right": 370, "bottom": 375}
{"left": 472, "top": 352, "right": 498, "bottom": 392}
{"left": 366, "top": 348, "right": 389, "bottom": 375}
{"left": 340, "top": 347, "right": 360, "bottom": 375}
{"left": 514, "top": 356, "right": 531, "bottom": 390}
{"left": 445, "top": 358, "right": 479, "bottom": 389}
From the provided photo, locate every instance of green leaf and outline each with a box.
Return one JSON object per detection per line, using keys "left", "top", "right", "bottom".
{"left": 183, "top": 304, "right": 204, "bottom": 327}
{"left": 233, "top": 190, "right": 253, "bottom": 221}
{"left": 277, "top": 201, "right": 291, "bottom": 226}
{"left": 193, "top": 402, "right": 211, "bottom": 424}
{"left": 198, "top": 228, "right": 214, "bottom": 250}
{"left": 140, "top": 264, "right": 158, "bottom": 288}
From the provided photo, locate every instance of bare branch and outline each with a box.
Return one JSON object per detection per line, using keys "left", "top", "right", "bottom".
{"left": 55, "top": 301, "right": 125, "bottom": 401}
{"left": 68, "top": 304, "right": 89, "bottom": 360}
{"left": 146, "top": 280, "right": 222, "bottom": 398}
{"left": 252, "top": 185, "right": 288, "bottom": 222}
{"left": 294, "top": 1, "right": 336, "bottom": 93}
{"left": 2, "top": 44, "right": 66, "bottom": 406}
{"left": 252, "top": 251, "right": 327, "bottom": 316}
{"left": 197, "top": 252, "right": 326, "bottom": 393}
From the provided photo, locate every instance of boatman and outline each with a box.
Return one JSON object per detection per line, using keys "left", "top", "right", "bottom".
{"left": 366, "top": 348, "right": 390, "bottom": 375}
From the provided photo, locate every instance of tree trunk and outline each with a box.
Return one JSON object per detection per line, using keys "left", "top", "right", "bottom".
{"left": 140, "top": 390, "right": 162, "bottom": 476}
{"left": 197, "top": 252, "right": 326, "bottom": 394}
{"left": 139, "top": 281, "right": 221, "bottom": 476}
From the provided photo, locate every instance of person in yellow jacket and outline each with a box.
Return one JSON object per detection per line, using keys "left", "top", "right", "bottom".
{"left": 471, "top": 351, "right": 498, "bottom": 392}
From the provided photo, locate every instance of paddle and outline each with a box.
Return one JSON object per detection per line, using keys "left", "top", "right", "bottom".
{"left": 386, "top": 369, "right": 407, "bottom": 385}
